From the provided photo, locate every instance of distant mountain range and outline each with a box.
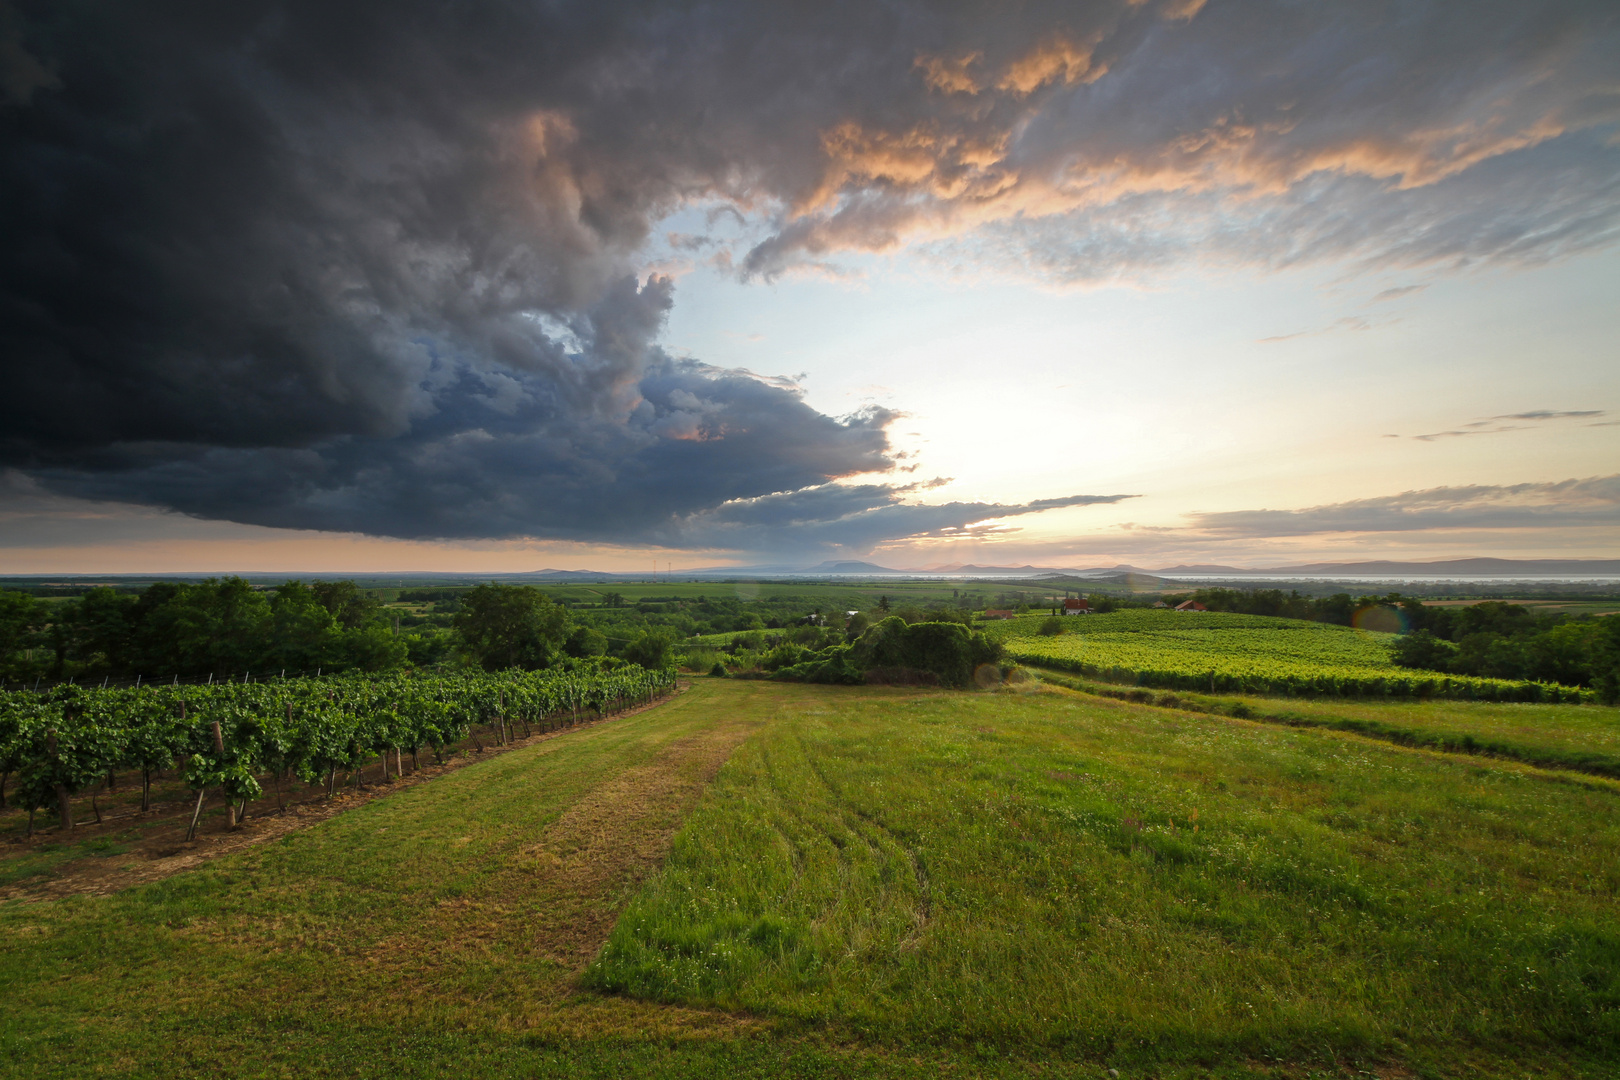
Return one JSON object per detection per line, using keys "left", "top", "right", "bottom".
{"left": 7, "top": 557, "right": 1617, "bottom": 586}
{"left": 1146, "top": 558, "right": 1620, "bottom": 577}
{"left": 658, "top": 557, "right": 1620, "bottom": 579}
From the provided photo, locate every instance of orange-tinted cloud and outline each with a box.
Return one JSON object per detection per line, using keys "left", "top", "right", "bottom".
{"left": 915, "top": 52, "right": 983, "bottom": 95}
{"left": 748, "top": 22, "right": 1606, "bottom": 281}
{"left": 997, "top": 35, "right": 1106, "bottom": 94}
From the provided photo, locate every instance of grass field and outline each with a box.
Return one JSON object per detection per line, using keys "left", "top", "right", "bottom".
{"left": 1016, "top": 667, "right": 1620, "bottom": 780}
{"left": 1420, "top": 599, "right": 1620, "bottom": 618}
{"left": 3, "top": 680, "right": 1617, "bottom": 1078}
{"left": 539, "top": 581, "right": 1052, "bottom": 608}
{"left": 989, "top": 611, "right": 1590, "bottom": 701}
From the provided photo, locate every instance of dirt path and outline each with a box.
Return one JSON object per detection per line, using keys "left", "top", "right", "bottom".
{"left": 0, "top": 683, "right": 692, "bottom": 904}
{"left": 406, "top": 703, "right": 766, "bottom": 1006}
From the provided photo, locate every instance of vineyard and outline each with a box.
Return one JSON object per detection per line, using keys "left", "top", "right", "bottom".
{"left": 0, "top": 664, "right": 676, "bottom": 836}
{"left": 990, "top": 610, "right": 1593, "bottom": 702}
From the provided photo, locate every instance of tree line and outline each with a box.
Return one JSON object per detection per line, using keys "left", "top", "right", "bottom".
{"left": 1160, "top": 587, "right": 1620, "bottom": 699}
{"left": 0, "top": 580, "right": 680, "bottom": 685}
{"left": 1390, "top": 600, "right": 1620, "bottom": 698}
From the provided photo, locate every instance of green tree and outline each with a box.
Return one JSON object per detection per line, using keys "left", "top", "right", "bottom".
{"left": 622, "top": 628, "right": 678, "bottom": 671}
{"left": 0, "top": 590, "right": 40, "bottom": 679}
{"left": 453, "top": 584, "right": 570, "bottom": 670}
{"left": 71, "top": 588, "right": 139, "bottom": 674}
{"left": 265, "top": 582, "right": 344, "bottom": 672}
{"left": 130, "top": 578, "right": 272, "bottom": 676}
{"left": 565, "top": 625, "right": 609, "bottom": 658}
{"left": 1389, "top": 629, "right": 1460, "bottom": 672}
{"left": 311, "top": 580, "right": 381, "bottom": 630}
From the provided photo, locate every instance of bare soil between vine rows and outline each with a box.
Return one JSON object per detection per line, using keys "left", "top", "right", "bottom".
{"left": 0, "top": 681, "right": 692, "bottom": 904}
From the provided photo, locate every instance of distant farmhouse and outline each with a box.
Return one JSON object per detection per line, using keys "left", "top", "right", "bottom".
{"left": 1175, "top": 600, "right": 1208, "bottom": 612}
{"left": 981, "top": 608, "right": 1017, "bottom": 620}
{"left": 1062, "top": 597, "right": 1092, "bottom": 616}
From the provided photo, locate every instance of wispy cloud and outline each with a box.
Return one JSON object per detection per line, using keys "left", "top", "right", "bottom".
{"left": 1258, "top": 315, "right": 1372, "bottom": 344}
{"left": 1493, "top": 410, "right": 1604, "bottom": 421}
{"left": 1185, "top": 475, "right": 1620, "bottom": 538}
{"left": 666, "top": 485, "right": 1139, "bottom": 557}
{"left": 1370, "top": 284, "right": 1427, "bottom": 303}
{"left": 1405, "top": 409, "right": 1606, "bottom": 441}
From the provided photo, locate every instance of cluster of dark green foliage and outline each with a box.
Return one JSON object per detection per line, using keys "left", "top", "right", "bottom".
{"left": 0, "top": 579, "right": 405, "bottom": 683}
{"left": 0, "top": 664, "right": 674, "bottom": 829}
{"left": 418, "top": 584, "right": 681, "bottom": 675}
{"left": 568, "top": 589, "right": 992, "bottom": 645}
{"left": 395, "top": 588, "right": 464, "bottom": 605}
{"left": 764, "top": 616, "right": 1004, "bottom": 687}
{"left": 1158, "top": 587, "right": 1386, "bottom": 625}
{"left": 0, "top": 580, "right": 694, "bottom": 686}
{"left": 1157, "top": 588, "right": 1620, "bottom": 699}
{"left": 1389, "top": 600, "right": 1620, "bottom": 699}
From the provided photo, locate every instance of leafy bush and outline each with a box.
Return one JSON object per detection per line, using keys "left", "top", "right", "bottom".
{"left": 773, "top": 617, "right": 1003, "bottom": 688}
{"left": 621, "top": 628, "right": 679, "bottom": 671}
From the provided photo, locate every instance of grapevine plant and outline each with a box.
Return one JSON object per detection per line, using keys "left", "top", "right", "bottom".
{"left": 0, "top": 664, "right": 675, "bottom": 834}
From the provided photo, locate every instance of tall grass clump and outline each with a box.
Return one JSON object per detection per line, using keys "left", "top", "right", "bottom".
{"left": 587, "top": 686, "right": 1620, "bottom": 1067}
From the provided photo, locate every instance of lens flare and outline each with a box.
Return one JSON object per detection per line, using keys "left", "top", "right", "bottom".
{"left": 1351, "top": 606, "right": 1409, "bottom": 634}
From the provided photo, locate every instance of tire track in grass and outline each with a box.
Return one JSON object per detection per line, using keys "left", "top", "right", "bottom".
{"left": 799, "top": 730, "right": 933, "bottom": 947}
{"left": 390, "top": 701, "right": 766, "bottom": 1003}
{"left": 1028, "top": 668, "right": 1620, "bottom": 794}
{"left": 1026, "top": 665, "right": 1620, "bottom": 776}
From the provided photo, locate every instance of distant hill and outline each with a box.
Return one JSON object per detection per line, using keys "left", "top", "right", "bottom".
{"left": 518, "top": 568, "right": 621, "bottom": 581}
{"left": 1178, "top": 558, "right": 1620, "bottom": 577}
{"left": 799, "top": 560, "right": 908, "bottom": 575}
{"left": 916, "top": 563, "right": 1059, "bottom": 575}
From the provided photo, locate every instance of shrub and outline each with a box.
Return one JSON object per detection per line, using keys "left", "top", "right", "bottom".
{"left": 621, "top": 628, "right": 678, "bottom": 671}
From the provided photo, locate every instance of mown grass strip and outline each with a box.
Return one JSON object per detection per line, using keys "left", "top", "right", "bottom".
{"left": 0, "top": 683, "right": 771, "bottom": 1075}
{"left": 587, "top": 684, "right": 1620, "bottom": 1076}
{"left": 991, "top": 612, "right": 1594, "bottom": 703}
{"left": 1027, "top": 666, "right": 1620, "bottom": 779}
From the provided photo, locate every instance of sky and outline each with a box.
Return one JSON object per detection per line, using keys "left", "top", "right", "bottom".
{"left": 1, "top": 0, "right": 1617, "bottom": 573}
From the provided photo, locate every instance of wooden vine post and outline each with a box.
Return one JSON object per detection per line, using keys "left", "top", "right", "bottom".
{"left": 186, "top": 785, "right": 206, "bottom": 841}
{"left": 47, "top": 728, "right": 72, "bottom": 833}
{"left": 214, "top": 720, "right": 236, "bottom": 829}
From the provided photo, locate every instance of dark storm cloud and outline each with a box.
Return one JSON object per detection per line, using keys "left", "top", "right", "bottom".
{"left": 32, "top": 350, "right": 904, "bottom": 542}
{"left": 743, "top": 1, "right": 1620, "bottom": 282}
{"left": 1, "top": 0, "right": 1616, "bottom": 553}
{"left": 670, "top": 486, "right": 1137, "bottom": 557}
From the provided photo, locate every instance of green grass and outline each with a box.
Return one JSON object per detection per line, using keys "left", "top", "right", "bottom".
{"left": 1421, "top": 600, "right": 1620, "bottom": 618}
{"left": 1248, "top": 695, "right": 1620, "bottom": 759}
{"left": 3, "top": 680, "right": 1617, "bottom": 1078}
{"left": 1023, "top": 668, "right": 1620, "bottom": 779}
{"left": 586, "top": 684, "right": 1620, "bottom": 1074}
{"left": 991, "top": 611, "right": 1591, "bottom": 701}
{"left": 1218, "top": 691, "right": 1620, "bottom": 776}
{"left": 0, "top": 833, "right": 133, "bottom": 887}
{"left": 543, "top": 581, "right": 1044, "bottom": 607}
{"left": 0, "top": 684, "right": 768, "bottom": 1076}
